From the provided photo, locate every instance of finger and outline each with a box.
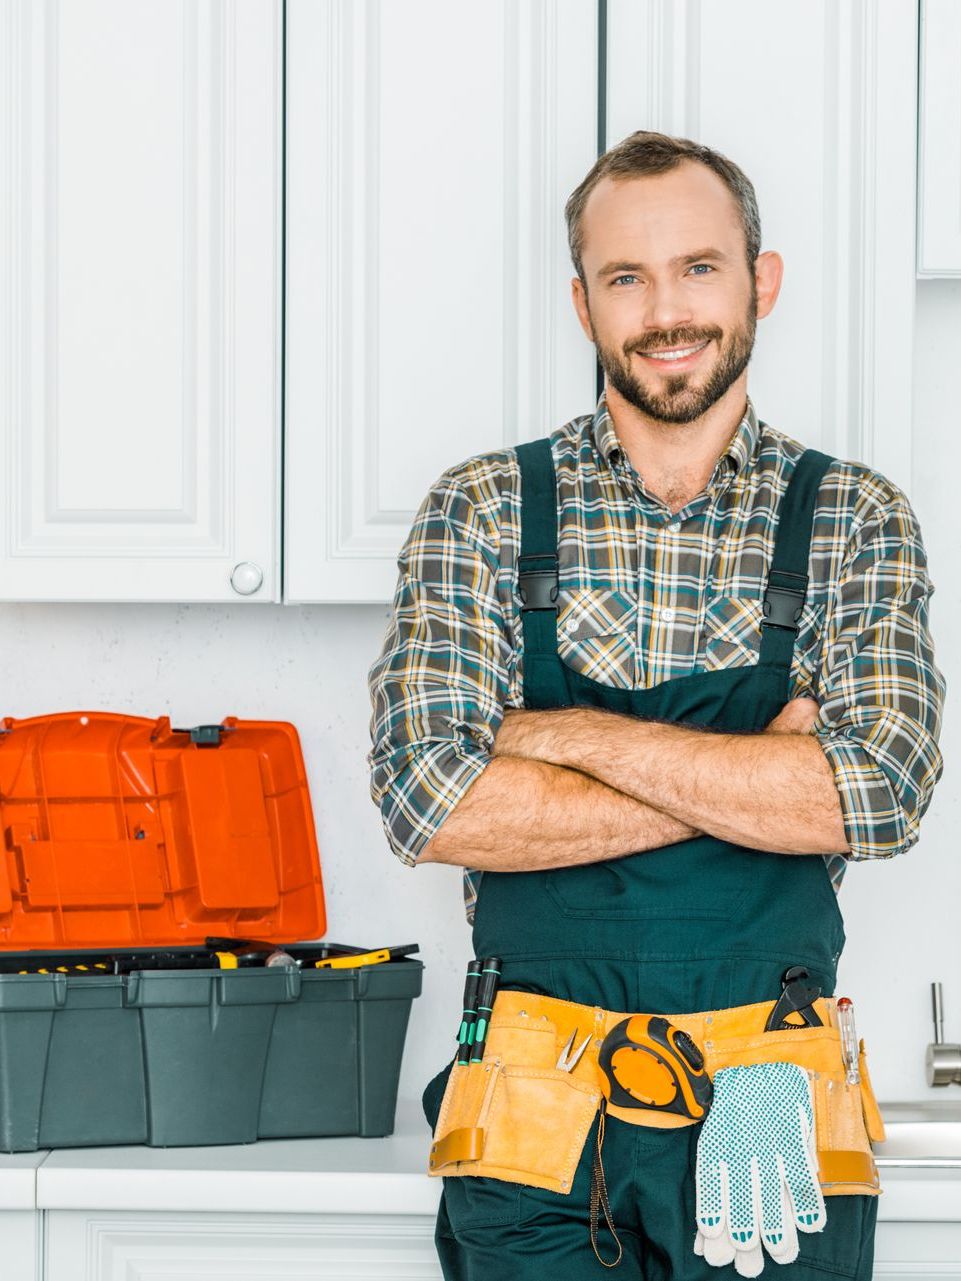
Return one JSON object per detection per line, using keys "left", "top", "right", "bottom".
{"left": 762, "top": 1157, "right": 800, "bottom": 1264}
{"left": 727, "top": 1157, "right": 761, "bottom": 1251}
{"left": 695, "top": 1151, "right": 725, "bottom": 1238}
{"left": 784, "top": 1109, "right": 827, "bottom": 1233}
{"left": 733, "top": 1242, "right": 766, "bottom": 1278}
{"left": 703, "top": 1232, "right": 736, "bottom": 1268}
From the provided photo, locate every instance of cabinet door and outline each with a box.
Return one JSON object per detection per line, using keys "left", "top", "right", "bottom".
{"left": 284, "top": 0, "right": 598, "bottom": 603}
{"left": 606, "top": 0, "right": 919, "bottom": 492}
{"left": 874, "top": 1221, "right": 961, "bottom": 1277}
{"left": 0, "top": 0, "right": 281, "bottom": 602}
{"left": 918, "top": 0, "right": 961, "bottom": 275}
{"left": 44, "top": 1210, "right": 443, "bottom": 1280}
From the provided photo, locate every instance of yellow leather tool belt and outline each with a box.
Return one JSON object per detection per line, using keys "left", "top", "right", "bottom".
{"left": 428, "top": 989, "right": 886, "bottom": 1198}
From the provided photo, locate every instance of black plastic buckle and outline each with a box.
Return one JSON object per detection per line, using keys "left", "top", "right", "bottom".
{"left": 517, "top": 556, "right": 559, "bottom": 612}
{"left": 761, "top": 569, "right": 808, "bottom": 632}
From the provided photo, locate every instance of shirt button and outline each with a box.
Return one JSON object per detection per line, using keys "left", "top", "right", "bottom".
{"left": 668, "top": 520, "right": 681, "bottom": 533}
{"left": 661, "top": 607, "right": 676, "bottom": 622}
{"left": 565, "top": 618, "right": 578, "bottom": 633}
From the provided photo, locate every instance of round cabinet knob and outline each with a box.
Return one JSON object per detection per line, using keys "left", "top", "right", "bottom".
{"left": 230, "top": 561, "right": 264, "bottom": 596}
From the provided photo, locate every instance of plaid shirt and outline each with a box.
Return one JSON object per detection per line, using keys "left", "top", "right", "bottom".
{"left": 368, "top": 391, "right": 946, "bottom": 926}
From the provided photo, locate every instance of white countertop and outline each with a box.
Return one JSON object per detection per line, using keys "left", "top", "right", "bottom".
{"left": 0, "top": 1102, "right": 948, "bottom": 1220}
{"left": 36, "top": 1097, "right": 443, "bottom": 1216}
{"left": 0, "top": 1151, "right": 49, "bottom": 1212}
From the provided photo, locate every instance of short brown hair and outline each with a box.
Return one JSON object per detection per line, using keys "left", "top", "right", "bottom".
{"left": 565, "top": 130, "right": 761, "bottom": 291}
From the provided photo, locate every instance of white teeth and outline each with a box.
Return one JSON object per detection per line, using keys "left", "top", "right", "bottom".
{"left": 643, "top": 342, "right": 707, "bottom": 361}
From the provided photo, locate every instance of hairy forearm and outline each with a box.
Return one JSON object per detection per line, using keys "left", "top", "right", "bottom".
{"left": 418, "top": 756, "right": 701, "bottom": 869}
{"left": 494, "top": 708, "right": 850, "bottom": 855}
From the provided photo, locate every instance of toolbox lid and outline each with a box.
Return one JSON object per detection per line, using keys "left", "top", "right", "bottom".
{"left": 0, "top": 713, "right": 327, "bottom": 948}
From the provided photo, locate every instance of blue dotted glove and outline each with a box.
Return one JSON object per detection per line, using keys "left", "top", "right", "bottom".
{"left": 694, "top": 1061, "right": 826, "bottom": 1276}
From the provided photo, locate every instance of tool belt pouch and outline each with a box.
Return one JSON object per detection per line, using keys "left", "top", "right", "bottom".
{"left": 427, "top": 1013, "right": 600, "bottom": 1195}
{"left": 703, "top": 1005, "right": 885, "bottom": 1197}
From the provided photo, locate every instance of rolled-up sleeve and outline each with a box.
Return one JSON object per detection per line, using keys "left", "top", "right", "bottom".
{"left": 367, "top": 472, "right": 511, "bottom": 865}
{"left": 813, "top": 490, "right": 946, "bottom": 859}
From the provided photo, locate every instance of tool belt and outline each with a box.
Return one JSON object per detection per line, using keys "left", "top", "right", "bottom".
{"left": 427, "top": 989, "right": 885, "bottom": 1199}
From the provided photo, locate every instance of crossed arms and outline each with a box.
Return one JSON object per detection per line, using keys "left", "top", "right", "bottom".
{"left": 418, "top": 696, "right": 846, "bottom": 869}
{"left": 369, "top": 474, "right": 945, "bottom": 877}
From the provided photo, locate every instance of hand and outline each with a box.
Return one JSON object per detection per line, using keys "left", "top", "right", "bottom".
{"left": 763, "top": 696, "right": 820, "bottom": 736}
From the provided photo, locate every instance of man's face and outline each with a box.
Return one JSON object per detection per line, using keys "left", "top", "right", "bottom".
{"left": 572, "top": 163, "right": 779, "bottom": 425}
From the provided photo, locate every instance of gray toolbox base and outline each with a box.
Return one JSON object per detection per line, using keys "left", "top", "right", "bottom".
{"left": 0, "top": 961, "right": 422, "bottom": 1151}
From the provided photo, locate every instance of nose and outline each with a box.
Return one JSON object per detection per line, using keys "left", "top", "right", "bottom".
{"left": 640, "top": 278, "right": 696, "bottom": 339}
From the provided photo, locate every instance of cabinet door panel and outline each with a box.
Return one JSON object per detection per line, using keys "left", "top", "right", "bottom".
{"left": 0, "top": 0, "right": 281, "bottom": 601}
{"left": 284, "top": 0, "right": 598, "bottom": 602}
{"left": 607, "top": 0, "right": 918, "bottom": 491}
{"left": 44, "top": 1210, "right": 443, "bottom": 1279}
{"left": 918, "top": 0, "right": 961, "bottom": 275}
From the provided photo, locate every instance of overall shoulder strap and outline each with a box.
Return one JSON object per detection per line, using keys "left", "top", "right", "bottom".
{"left": 515, "top": 439, "right": 570, "bottom": 707}
{"left": 757, "top": 448, "right": 834, "bottom": 669}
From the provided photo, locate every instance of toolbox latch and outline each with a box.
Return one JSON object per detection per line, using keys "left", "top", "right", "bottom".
{"left": 172, "top": 724, "right": 225, "bottom": 747}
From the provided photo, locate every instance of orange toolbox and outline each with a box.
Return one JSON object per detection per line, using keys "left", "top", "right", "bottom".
{"left": 0, "top": 712, "right": 422, "bottom": 1150}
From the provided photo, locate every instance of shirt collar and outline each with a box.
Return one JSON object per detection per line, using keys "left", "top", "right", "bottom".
{"left": 590, "top": 389, "right": 761, "bottom": 483}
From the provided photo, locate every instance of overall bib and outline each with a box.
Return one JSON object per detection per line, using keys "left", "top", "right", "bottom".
{"left": 422, "top": 440, "right": 879, "bottom": 1280}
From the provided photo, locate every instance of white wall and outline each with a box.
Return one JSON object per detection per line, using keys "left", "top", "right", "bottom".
{"left": 0, "top": 280, "right": 955, "bottom": 1113}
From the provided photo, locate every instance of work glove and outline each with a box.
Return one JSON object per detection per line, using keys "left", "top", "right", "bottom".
{"left": 693, "top": 1061, "right": 826, "bottom": 1276}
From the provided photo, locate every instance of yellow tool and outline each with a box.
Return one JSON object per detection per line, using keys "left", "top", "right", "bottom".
{"left": 314, "top": 944, "right": 419, "bottom": 970}
{"left": 598, "top": 1014, "right": 713, "bottom": 1120}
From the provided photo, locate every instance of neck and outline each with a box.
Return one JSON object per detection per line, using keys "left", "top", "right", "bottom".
{"left": 605, "top": 381, "right": 748, "bottom": 505}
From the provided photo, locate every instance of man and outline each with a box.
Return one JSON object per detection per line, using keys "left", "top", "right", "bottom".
{"left": 368, "top": 131, "right": 945, "bottom": 1279}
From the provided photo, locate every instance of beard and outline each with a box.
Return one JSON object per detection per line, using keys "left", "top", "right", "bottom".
{"left": 591, "top": 286, "right": 757, "bottom": 425}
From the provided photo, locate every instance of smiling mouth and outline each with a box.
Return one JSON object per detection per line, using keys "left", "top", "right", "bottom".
{"left": 638, "top": 340, "right": 711, "bottom": 363}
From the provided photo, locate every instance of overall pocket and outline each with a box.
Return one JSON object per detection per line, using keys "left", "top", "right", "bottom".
{"left": 544, "top": 838, "right": 754, "bottom": 922}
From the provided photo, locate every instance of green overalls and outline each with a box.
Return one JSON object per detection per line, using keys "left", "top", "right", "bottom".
{"left": 422, "top": 438, "right": 879, "bottom": 1279}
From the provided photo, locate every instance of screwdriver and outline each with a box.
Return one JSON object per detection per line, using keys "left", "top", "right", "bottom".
{"left": 469, "top": 956, "right": 502, "bottom": 1064}
{"left": 836, "top": 996, "right": 860, "bottom": 1085}
{"left": 456, "top": 959, "right": 484, "bottom": 1066}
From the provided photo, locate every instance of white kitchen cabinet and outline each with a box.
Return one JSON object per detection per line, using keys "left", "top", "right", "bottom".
{"left": 283, "top": 0, "right": 599, "bottom": 602}
{"left": 0, "top": 0, "right": 282, "bottom": 602}
{"left": 917, "top": 0, "right": 961, "bottom": 276}
{"left": 606, "top": 0, "right": 919, "bottom": 494}
{"left": 43, "top": 1211, "right": 441, "bottom": 1281}
{"left": 875, "top": 1223, "right": 961, "bottom": 1278}
{"left": 32, "top": 1162, "right": 961, "bottom": 1281}
{"left": 1, "top": 1211, "right": 40, "bottom": 1279}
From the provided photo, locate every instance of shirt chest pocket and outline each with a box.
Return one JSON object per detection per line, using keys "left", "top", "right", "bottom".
{"left": 700, "top": 594, "right": 825, "bottom": 692}
{"left": 556, "top": 587, "right": 637, "bottom": 689}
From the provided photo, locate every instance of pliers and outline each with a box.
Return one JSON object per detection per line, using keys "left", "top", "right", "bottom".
{"left": 556, "top": 1028, "right": 593, "bottom": 1072}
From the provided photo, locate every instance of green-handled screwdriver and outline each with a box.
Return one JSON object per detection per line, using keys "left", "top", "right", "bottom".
{"left": 456, "top": 959, "right": 484, "bottom": 1066}
{"left": 469, "top": 956, "right": 502, "bottom": 1063}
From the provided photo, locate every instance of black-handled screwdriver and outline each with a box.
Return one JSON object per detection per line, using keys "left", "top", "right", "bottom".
{"left": 469, "top": 956, "right": 502, "bottom": 1064}
{"left": 456, "top": 959, "right": 484, "bottom": 1066}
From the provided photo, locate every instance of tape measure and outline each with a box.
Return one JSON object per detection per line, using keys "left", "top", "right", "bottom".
{"left": 597, "top": 1015, "right": 713, "bottom": 1120}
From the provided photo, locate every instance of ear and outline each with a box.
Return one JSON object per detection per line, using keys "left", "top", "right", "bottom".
{"left": 570, "top": 276, "right": 595, "bottom": 342}
{"left": 754, "top": 251, "right": 784, "bottom": 320}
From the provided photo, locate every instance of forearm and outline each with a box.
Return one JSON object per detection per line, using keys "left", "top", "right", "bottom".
{"left": 418, "top": 755, "right": 701, "bottom": 870}
{"left": 495, "top": 708, "right": 850, "bottom": 855}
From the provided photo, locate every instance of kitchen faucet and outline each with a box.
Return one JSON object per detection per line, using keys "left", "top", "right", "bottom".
{"left": 926, "top": 982, "right": 961, "bottom": 1086}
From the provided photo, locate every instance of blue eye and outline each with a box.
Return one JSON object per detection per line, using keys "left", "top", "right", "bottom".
{"left": 613, "top": 275, "right": 636, "bottom": 286}
{"left": 689, "top": 264, "right": 714, "bottom": 275}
